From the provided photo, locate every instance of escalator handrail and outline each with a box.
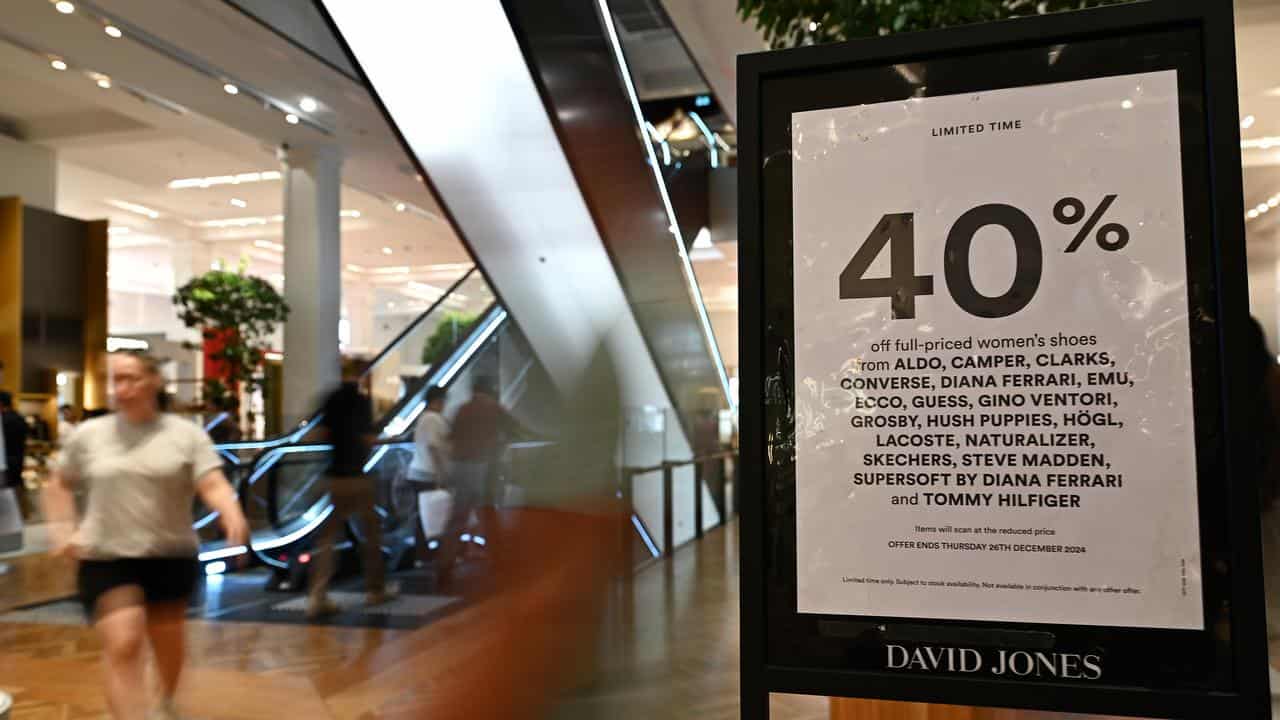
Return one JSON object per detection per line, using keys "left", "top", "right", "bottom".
{"left": 198, "top": 305, "right": 510, "bottom": 565}
{"left": 208, "top": 265, "right": 479, "bottom": 455}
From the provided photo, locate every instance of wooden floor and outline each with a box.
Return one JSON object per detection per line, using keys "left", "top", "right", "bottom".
{"left": 2, "top": 522, "right": 1260, "bottom": 719}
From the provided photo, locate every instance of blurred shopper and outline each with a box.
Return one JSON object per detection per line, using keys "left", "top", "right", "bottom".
{"left": 439, "top": 375, "right": 522, "bottom": 586}
{"left": 1245, "top": 318, "right": 1280, "bottom": 675}
{"left": 58, "top": 404, "right": 79, "bottom": 444}
{"left": 42, "top": 351, "right": 249, "bottom": 720}
{"left": 0, "top": 392, "right": 29, "bottom": 518}
{"left": 408, "top": 385, "right": 450, "bottom": 566}
{"left": 393, "top": 343, "right": 626, "bottom": 719}
{"left": 308, "top": 359, "right": 398, "bottom": 619}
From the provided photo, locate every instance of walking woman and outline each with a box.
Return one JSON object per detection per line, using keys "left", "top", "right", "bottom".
{"left": 43, "top": 351, "right": 249, "bottom": 720}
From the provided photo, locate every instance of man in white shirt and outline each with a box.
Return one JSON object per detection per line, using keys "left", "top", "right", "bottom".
{"left": 409, "top": 386, "right": 450, "bottom": 566}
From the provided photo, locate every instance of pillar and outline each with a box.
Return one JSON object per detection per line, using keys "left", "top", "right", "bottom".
{"left": 0, "top": 197, "right": 21, "bottom": 394}
{"left": 280, "top": 145, "right": 342, "bottom": 427}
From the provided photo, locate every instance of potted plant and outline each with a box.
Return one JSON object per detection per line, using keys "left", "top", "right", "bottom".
{"left": 173, "top": 262, "right": 289, "bottom": 434}
{"left": 738, "top": 0, "right": 1131, "bottom": 48}
{"left": 421, "top": 312, "right": 480, "bottom": 368}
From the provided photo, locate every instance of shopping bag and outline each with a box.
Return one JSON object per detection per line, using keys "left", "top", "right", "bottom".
{"left": 418, "top": 488, "right": 454, "bottom": 539}
{"left": 0, "top": 487, "right": 23, "bottom": 554}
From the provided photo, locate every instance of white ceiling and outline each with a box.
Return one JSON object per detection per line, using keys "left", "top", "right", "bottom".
{"left": 0, "top": 0, "right": 469, "bottom": 280}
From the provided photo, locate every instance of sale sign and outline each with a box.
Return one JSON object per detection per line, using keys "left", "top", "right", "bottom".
{"left": 791, "top": 70, "right": 1204, "bottom": 630}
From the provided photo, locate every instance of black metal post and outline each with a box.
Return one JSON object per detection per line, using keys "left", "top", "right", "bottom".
{"left": 694, "top": 459, "right": 704, "bottom": 540}
{"left": 662, "top": 463, "right": 674, "bottom": 556}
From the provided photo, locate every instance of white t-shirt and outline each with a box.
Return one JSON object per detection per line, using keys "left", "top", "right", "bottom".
{"left": 59, "top": 414, "right": 223, "bottom": 559}
{"left": 410, "top": 410, "right": 450, "bottom": 479}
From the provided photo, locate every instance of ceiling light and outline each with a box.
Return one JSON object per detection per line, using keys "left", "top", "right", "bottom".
{"left": 1248, "top": 209, "right": 1260, "bottom": 220}
{"left": 1270, "top": 197, "right": 1279, "bottom": 208}
{"left": 104, "top": 24, "right": 122, "bottom": 38}
{"left": 345, "top": 264, "right": 365, "bottom": 272}
{"left": 394, "top": 202, "right": 406, "bottom": 212}
{"left": 254, "top": 239, "right": 284, "bottom": 252}
{"left": 299, "top": 97, "right": 318, "bottom": 113}
{"left": 1121, "top": 99, "right": 1134, "bottom": 110}
{"left": 223, "top": 83, "right": 239, "bottom": 95}
{"left": 230, "top": 198, "right": 247, "bottom": 208}
{"left": 195, "top": 209, "right": 359, "bottom": 228}
{"left": 1259, "top": 203, "right": 1271, "bottom": 214}
{"left": 1243, "top": 115, "right": 1256, "bottom": 129}
{"left": 381, "top": 246, "right": 393, "bottom": 255}
{"left": 808, "top": 21, "right": 819, "bottom": 32}
{"left": 1243, "top": 137, "right": 1280, "bottom": 150}
{"left": 96, "top": 76, "right": 112, "bottom": 89}
{"left": 106, "top": 199, "right": 160, "bottom": 219}
{"left": 387, "top": 302, "right": 396, "bottom": 309}
{"left": 168, "top": 171, "right": 280, "bottom": 189}
{"left": 107, "top": 226, "right": 131, "bottom": 235}
{"left": 50, "top": 58, "right": 67, "bottom": 71}
{"left": 54, "top": 1, "right": 75, "bottom": 14}
{"left": 285, "top": 113, "right": 299, "bottom": 125}
{"left": 341, "top": 209, "right": 361, "bottom": 218}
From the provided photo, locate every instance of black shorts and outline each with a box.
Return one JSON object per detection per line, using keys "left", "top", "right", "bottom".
{"left": 78, "top": 557, "right": 198, "bottom": 618}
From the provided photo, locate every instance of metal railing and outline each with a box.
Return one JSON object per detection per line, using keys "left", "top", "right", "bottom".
{"left": 621, "top": 449, "right": 738, "bottom": 561}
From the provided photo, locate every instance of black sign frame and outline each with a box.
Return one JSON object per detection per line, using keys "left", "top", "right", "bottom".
{"left": 737, "top": 2, "right": 1269, "bottom": 717}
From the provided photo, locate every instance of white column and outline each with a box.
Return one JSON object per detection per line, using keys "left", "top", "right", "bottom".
{"left": 343, "top": 278, "right": 377, "bottom": 356}
{"left": 280, "top": 145, "right": 343, "bottom": 427}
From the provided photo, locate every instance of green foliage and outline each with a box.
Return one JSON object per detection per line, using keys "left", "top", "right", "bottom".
{"left": 172, "top": 265, "right": 290, "bottom": 407}
{"left": 421, "top": 313, "right": 480, "bottom": 367}
{"left": 738, "top": 0, "right": 1134, "bottom": 49}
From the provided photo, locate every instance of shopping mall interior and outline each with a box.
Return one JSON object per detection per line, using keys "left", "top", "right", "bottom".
{"left": 0, "top": 0, "right": 1278, "bottom": 718}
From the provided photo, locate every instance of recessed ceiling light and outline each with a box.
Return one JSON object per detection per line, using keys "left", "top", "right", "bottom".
{"left": 54, "top": 1, "right": 75, "bottom": 14}
{"left": 342, "top": 209, "right": 362, "bottom": 219}
{"left": 1249, "top": 209, "right": 1260, "bottom": 220}
{"left": 285, "top": 113, "right": 299, "bottom": 125}
{"left": 381, "top": 246, "right": 393, "bottom": 255}
{"left": 299, "top": 97, "right": 318, "bottom": 113}
{"left": 230, "top": 198, "right": 247, "bottom": 208}
{"left": 50, "top": 58, "right": 67, "bottom": 71}
{"left": 96, "top": 76, "right": 112, "bottom": 89}
{"left": 223, "top": 83, "right": 239, "bottom": 95}
{"left": 1259, "top": 203, "right": 1271, "bottom": 213}
{"left": 107, "top": 226, "right": 131, "bottom": 235}
{"left": 1270, "top": 197, "right": 1279, "bottom": 209}
{"left": 1121, "top": 99, "right": 1134, "bottom": 110}
{"left": 394, "top": 202, "right": 406, "bottom": 212}
{"left": 1243, "top": 115, "right": 1257, "bottom": 129}
{"left": 104, "top": 24, "right": 122, "bottom": 38}
{"left": 106, "top": 199, "right": 160, "bottom": 219}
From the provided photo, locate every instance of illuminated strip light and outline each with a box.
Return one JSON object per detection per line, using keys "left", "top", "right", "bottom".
{"left": 362, "top": 445, "right": 390, "bottom": 473}
{"left": 436, "top": 309, "right": 507, "bottom": 387}
{"left": 106, "top": 199, "right": 161, "bottom": 219}
{"left": 168, "top": 171, "right": 282, "bottom": 189}
{"left": 199, "top": 544, "right": 248, "bottom": 562}
{"left": 596, "top": 0, "right": 735, "bottom": 414}
{"left": 645, "top": 122, "right": 671, "bottom": 166}
{"left": 688, "top": 111, "right": 719, "bottom": 168}
{"left": 632, "top": 513, "right": 660, "bottom": 557}
{"left": 253, "top": 504, "right": 335, "bottom": 551}
{"left": 106, "top": 336, "right": 149, "bottom": 351}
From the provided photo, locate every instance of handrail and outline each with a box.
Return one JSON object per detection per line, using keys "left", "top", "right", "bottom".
{"left": 209, "top": 266, "right": 480, "bottom": 455}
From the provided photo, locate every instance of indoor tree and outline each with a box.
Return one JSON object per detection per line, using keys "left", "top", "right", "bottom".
{"left": 738, "top": 0, "right": 1133, "bottom": 48}
{"left": 173, "top": 262, "right": 289, "bottom": 430}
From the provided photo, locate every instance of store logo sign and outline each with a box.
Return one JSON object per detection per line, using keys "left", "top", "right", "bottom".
{"left": 886, "top": 644, "right": 1102, "bottom": 680}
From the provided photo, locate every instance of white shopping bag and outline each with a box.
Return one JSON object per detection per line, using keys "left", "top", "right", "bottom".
{"left": 418, "top": 488, "right": 454, "bottom": 540}
{"left": 0, "top": 487, "right": 23, "bottom": 554}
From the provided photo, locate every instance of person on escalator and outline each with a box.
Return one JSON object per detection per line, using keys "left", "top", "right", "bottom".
{"left": 439, "top": 375, "right": 524, "bottom": 587}
{"left": 307, "top": 358, "right": 399, "bottom": 619}
{"left": 42, "top": 351, "right": 249, "bottom": 720}
{"left": 408, "top": 385, "right": 451, "bottom": 567}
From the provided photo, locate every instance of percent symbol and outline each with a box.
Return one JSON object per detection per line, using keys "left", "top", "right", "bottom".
{"left": 1054, "top": 194, "right": 1130, "bottom": 252}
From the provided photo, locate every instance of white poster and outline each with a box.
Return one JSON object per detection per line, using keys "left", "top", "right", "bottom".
{"left": 792, "top": 70, "right": 1203, "bottom": 630}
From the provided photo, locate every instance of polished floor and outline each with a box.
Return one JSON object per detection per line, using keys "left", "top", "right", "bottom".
{"left": 3, "top": 523, "right": 1274, "bottom": 719}
{"left": 0, "top": 521, "right": 825, "bottom": 719}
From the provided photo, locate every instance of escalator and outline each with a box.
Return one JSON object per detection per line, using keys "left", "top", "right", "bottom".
{"left": 193, "top": 267, "right": 548, "bottom": 585}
